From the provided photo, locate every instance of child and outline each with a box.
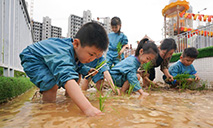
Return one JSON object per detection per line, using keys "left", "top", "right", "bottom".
{"left": 109, "top": 41, "right": 159, "bottom": 95}
{"left": 106, "top": 16, "right": 129, "bottom": 68}
{"left": 80, "top": 56, "right": 120, "bottom": 95}
{"left": 142, "top": 38, "right": 177, "bottom": 86}
{"left": 19, "top": 22, "right": 108, "bottom": 117}
{"left": 164, "top": 47, "right": 200, "bottom": 85}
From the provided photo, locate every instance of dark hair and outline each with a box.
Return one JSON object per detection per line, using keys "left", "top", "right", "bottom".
{"left": 182, "top": 47, "right": 199, "bottom": 58}
{"left": 135, "top": 40, "right": 159, "bottom": 56}
{"left": 111, "top": 16, "right": 121, "bottom": 35}
{"left": 160, "top": 38, "right": 177, "bottom": 52}
{"left": 139, "top": 38, "right": 149, "bottom": 45}
{"left": 75, "top": 22, "right": 109, "bottom": 51}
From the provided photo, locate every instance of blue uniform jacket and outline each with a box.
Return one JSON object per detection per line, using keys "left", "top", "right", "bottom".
{"left": 20, "top": 38, "right": 90, "bottom": 91}
{"left": 107, "top": 32, "right": 128, "bottom": 59}
{"left": 169, "top": 60, "right": 197, "bottom": 77}
{"left": 109, "top": 55, "right": 142, "bottom": 91}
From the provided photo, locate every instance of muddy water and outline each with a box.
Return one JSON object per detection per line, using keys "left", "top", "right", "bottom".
{"left": 0, "top": 87, "right": 213, "bottom": 128}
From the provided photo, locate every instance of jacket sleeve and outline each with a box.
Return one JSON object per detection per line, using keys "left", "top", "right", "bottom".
{"left": 169, "top": 64, "right": 180, "bottom": 77}
{"left": 126, "top": 71, "right": 142, "bottom": 92}
{"left": 121, "top": 34, "right": 128, "bottom": 46}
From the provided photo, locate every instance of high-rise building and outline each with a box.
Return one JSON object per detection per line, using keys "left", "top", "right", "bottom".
{"left": 67, "top": 15, "right": 83, "bottom": 38}
{"left": 83, "top": 10, "right": 92, "bottom": 24}
{"left": 32, "top": 16, "right": 62, "bottom": 42}
{"left": 67, "top": 10, "right": 111, "bottom": 38}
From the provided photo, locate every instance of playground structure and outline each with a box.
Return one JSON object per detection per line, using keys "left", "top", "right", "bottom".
{"left": 162, "top": 0, "right": 213, "bottom": 52}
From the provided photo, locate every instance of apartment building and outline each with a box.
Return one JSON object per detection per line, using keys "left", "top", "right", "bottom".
{"left": 32, "top": 16, "right": 62, "bottom": 42}
{"left": 67, "top": 10, "right": 111, "bottom": 38}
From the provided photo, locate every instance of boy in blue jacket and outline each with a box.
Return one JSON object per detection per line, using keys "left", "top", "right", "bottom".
{"left": 164, "top": 47, "right": 200, "bottom": 86}
{"left": 19, "top": 22, "right": 108, "bottom": 117}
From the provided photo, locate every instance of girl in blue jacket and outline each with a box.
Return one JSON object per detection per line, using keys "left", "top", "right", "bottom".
{"left": 110, "top": 41, "right": 159, "bottom": 96}
{"left": 106, "top": 17, "right": 128, "bottom": 68}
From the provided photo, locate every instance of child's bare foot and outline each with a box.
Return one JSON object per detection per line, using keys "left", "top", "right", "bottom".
{"left": 142, "top": 91, "right": 149, "bottom": 96}
{"left": 83, "top": 106, "right": 104, "bottom": 117}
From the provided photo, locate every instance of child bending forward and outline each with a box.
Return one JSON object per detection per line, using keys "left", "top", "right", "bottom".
{"left": 19, "top": 22, "right": 109, "bottom": 117}
{"left": 109, "top": 42, "right": 158, "bottom": 95}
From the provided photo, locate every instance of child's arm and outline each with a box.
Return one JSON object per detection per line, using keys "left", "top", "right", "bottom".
{"left": 119, "top": 44, "right": 129, "bottom": 55}
{"left": 103, "top": 71, "right": 120, "bottom": 95}
{"left": 162, "top": 68, "right": 174, "bottom": 81}
{"left": 64, "top": 79, "right": 103, "bottom": 116}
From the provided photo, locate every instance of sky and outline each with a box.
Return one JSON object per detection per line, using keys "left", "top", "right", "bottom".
{"left": 25, "top": 0, "right": 213, "bottom": 48}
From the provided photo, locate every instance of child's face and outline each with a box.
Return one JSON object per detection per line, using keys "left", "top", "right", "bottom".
{"left": 159, "top": 49, "right": 175, "bottom": 59}
{"left": 138, "top": 49, "right": 156, "bottom": 64}
{"left": 180, "top": 56, "right": 195, "bottom": 66}
{"left": 111, "top": 25, "right": 121, "bottom": 33}
{"left": 73, "top": 39, "right": 103, "bottom": 63}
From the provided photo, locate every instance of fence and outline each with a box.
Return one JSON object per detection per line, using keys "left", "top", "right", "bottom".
{"left": 173, "top": 24, "right": 213, "bottom": 53}
{"left": 0, "top": 0, "right": 33, "bottom": 77}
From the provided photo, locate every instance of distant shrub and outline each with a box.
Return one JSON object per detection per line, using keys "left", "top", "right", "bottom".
{"left": 170, "top": 46, "right": 213, "bottom": 62}
{"left": 0, "top": 77, "right": 34, "bottom": 103}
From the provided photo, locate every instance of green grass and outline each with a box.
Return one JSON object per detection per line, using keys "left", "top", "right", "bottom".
{"left": 0, "top": 67, "right": 26, "bottom": 77}
{"left": 0, "top": 76, "right": 34, "bottom": 103}
{"left": 0, "top": 67, "right": 3, "bottom": 76}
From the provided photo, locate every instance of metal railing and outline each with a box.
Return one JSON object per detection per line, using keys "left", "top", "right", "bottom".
{"left": 0, "top": 0, "right": 33, "bottom": 77}
{"left": 174, "top": 24, "right": 213, "bottom": 53}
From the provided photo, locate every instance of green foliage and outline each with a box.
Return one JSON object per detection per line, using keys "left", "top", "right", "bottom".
{"left": 95, "top": 60, "right": 106, "bottom": 70}
{"left": 171, "top": 74, "right": 206, "bottom": 91}
{"left": 170, "top": 46, "right": 213, "bottom": 62}
{"left": 173, "top": 73, "right": 191, "bottom": 81}
{"left": 94, "top": 83, "right": 112, "bottom": 112}
{"left": 98, "top": 89, "right": 112, "bottom": 112}
{"left": 0, "top": 67, "right": 26, "bottom": 77}
{"left": 117, "top": 42, "right": 122, "bottom": 53}
{"left": 117, "top": 42, "right": 122, "bottom": 59}
{"left": 14, "top": 70, "right": 27, "bottom": 77}
{"left": 0, "top": 67, "right": 3, "bottom": 76}
{"left": 0, "top": 77, "right": 34, "bottom": 103}
{"left": 127, "top": 84, "right": 135, "bottom": 96}
{"left": 170, "top": 52, "right": 182, "bottom": 62}
{"left": 142, "top": 61, "right": 153, "bottom": 73}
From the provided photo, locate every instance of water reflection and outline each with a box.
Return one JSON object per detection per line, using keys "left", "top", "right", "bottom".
{"left": 0, "top": 87, "right": 213, "bottom": 128}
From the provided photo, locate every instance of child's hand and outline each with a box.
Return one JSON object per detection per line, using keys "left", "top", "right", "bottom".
{"left": 88, "top": 68, "right": 98, "bottom": 76}
{"left": 167, "top": 75, "right": 174, "bottom": 81}
{"left": 195, "top": 76, "right": 200, "bottom": 81}
{"left": 83, "top": 106, "right": 104, "bottom": 117}
{"left": 137, "top": 69, "right": 148, "bottom": 78}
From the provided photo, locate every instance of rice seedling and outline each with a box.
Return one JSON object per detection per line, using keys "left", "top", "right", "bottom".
{"left": 169, "top": 73, "right": 206, "bottom": 90}
{"left": 95, "top": 60, "right": 106, "bottom": 69}
{"left": 127, "top": 84, "right": 136, "bottom": 96}
{"left": 84, "top": 60, "right": 107, "bottom": 79}
{"left": 117, "top": 42, "right": 122, "bottom": 59}
{"left": 141, "top": 61, "right": 153, "bottom": 74}
{"left": 94, "top": 82, "right": 112, "bottom": 112}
